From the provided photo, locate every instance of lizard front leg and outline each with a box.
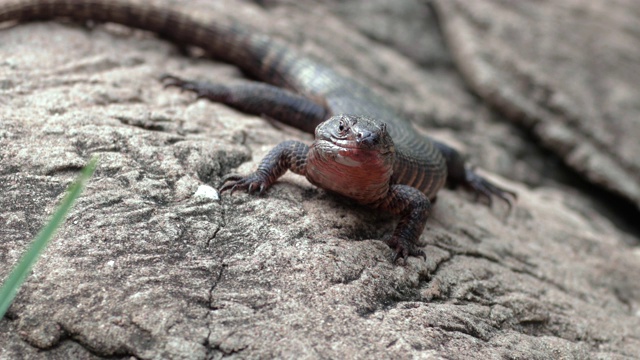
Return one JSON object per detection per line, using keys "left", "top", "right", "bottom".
{"left": 374, "top": 184, "right": 432, "bottom": 263}
{"left": 221, "top": 140, "right": 309, "bottom": 195}
{"left": 161, "top": 75, "right": 327, "bottom": 133}
{"left": 161, "top": 76, "right": 322, "bottom": 194}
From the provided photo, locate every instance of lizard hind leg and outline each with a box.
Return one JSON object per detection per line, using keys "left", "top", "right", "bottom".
{"left": 462, "top": 165, "right": 517, "bottom": 210}
{"left": 160, "top": 74, "right": 328, "bottom": 134}
{"left": 432, "top": 139, "right": 516, "bottom": 210}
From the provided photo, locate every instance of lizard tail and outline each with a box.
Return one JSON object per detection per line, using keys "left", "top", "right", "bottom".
{"left": 0, "top": 0, "right": 308, "bottom": 89}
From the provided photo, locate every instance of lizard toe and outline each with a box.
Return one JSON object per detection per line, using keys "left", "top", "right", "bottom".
{"left": 159, "top": 74, "right": 187, "bottom": 89}
{"left": 387, "top": 236, "right": 425, "bottom": 264}
{"left": 464, "top": 167, "right": 516, "bottom": 210}
{"left": 219, "top": 172, "right": 272, "bottom": 196}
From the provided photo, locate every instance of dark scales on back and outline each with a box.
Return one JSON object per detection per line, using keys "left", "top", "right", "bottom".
{"left": 1, "top": 0, "right": 516, "bottom": 263}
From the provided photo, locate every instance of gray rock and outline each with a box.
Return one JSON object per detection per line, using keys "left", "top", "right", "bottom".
{"left": 1, "top": 1, "right": 638, "bottom": 359}
{"left": 434, "top": 0, "right": 640, "bottom": 210}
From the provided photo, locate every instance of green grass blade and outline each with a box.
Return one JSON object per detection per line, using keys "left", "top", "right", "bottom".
{"left": 0, "top": 157, "right": 98, "bottom": 319}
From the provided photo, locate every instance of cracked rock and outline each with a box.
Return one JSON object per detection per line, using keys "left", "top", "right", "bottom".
{"left": 1, "top": 0, "right": 639, "bottom": 359}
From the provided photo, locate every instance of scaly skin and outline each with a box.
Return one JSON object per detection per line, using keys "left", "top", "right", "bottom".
{"left": 0, "top": 0, "right": 516, "bottom": 262}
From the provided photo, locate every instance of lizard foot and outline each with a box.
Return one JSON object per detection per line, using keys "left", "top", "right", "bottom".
{"left": 386, "top": 236, "right": 426, "bottom": 264}
{"left": 161, "top": 74, "right": 200, "bottom": 92}
{"left": 219, "top": 172, "right": 272, "bottom": 195}
{"left": 464, "top": 166, "right": 517, "bottom": 210}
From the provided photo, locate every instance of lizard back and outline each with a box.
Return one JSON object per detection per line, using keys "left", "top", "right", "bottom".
{"left": 0, "top": 0, "right": 448, "bottom": 198}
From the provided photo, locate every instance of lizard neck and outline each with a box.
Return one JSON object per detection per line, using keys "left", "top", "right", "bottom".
{"left": 305, "top": 139, "right": 394, "bottom": 205}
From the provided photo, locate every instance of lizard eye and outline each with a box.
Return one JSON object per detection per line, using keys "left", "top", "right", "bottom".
{"left": 338, "top": 120, "right": 347, "bottom": 133}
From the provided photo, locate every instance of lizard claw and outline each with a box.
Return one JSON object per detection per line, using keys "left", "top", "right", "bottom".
{"left": 160, "top": 74, "right": 200, "bottom": 93}
{"left": 160, "top": 74, "right": 228, "bottom": 101}
{"left": 219, "top": 172, "right": 271, "bottom": 196}
{"left": 160, "top": 74, "right": 185, "bottom": 88}
{"left": 464, "top": 166, "right": 517, "bottom": 211}
{"left": 387, "top": 236, "right": 426, "bottom": 264}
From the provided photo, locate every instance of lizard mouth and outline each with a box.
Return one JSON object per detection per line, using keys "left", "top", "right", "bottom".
{"left": 311, "top": 139, "right": 394, "bottom": 170}
{"left": 331, "top": 139, "right": 370, "bottom": 150}
{"left": 312, "top": 139, "right": 394, "bottom": 169}
{"left": 330, "top": 139, "right": 394, "bottom": 155}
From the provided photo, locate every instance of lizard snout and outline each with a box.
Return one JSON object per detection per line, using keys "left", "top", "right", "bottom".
{"left": 356, "top": 130, "right": 378, "bottom": 147}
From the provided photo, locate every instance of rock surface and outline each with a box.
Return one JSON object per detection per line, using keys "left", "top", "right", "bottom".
{"left": 0, "top": 0, "right": 639, "bottom": 359}
{"left": 434, "top": 0, "right": 640, "bottom": 211}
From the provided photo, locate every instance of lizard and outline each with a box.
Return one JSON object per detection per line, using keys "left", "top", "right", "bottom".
{"left": 0, "top": 0, "right": 516, "bottom": 262}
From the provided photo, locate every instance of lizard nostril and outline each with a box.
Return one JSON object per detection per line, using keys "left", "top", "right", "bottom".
{"left": 357, "top": 130, "right": 378, "bottom": 146}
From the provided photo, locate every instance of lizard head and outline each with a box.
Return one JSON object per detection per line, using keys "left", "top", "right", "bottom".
{"left": 305, "top": 114, "right": 396, "bottom": 203}
{"left": 314, "top": 114, "right": 395, "bottom": 156}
